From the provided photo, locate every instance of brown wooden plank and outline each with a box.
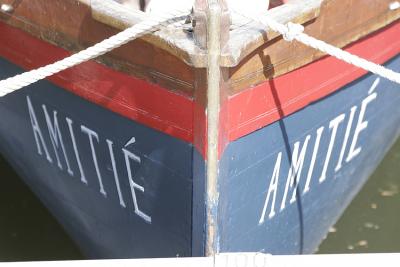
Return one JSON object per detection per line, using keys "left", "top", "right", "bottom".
{"left": 0, "top": 0, "right": 195, "bottom": 96}
{"left": 0, "top": 0, "right": 398, "bottom": 97}
{"left": 228, "top": 0, "right": 400, "bottom": 94}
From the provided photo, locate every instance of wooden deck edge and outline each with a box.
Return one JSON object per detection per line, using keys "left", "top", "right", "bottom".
{"left": 0, "top": 0, "right": 398, "bottom": 96}
{"left": 91, "top": 0, "right": 323, "bottom": 68}
{"left": 221, "top": 0, "right": 323, "bottom": 66}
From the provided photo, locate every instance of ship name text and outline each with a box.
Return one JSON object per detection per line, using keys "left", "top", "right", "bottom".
{"left": 259, "top": 78, "right": 380, "bottom": 225}
{"left": 26, "top": 95, "right": 152, "bottom": 224}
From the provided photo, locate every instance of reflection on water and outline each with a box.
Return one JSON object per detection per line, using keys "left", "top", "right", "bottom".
{"left": 0, "top": 137, "right": 399, "bottom": 261}
{"left": 318, "top": 138, "right": 400, "bottom": 253}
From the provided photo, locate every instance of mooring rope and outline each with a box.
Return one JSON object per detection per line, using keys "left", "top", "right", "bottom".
{"left": 233, "top": 10, "right": 400, "bottom": 85}
{"left": 0, "top": 8, "right": 399, "bottom": 97}
{"left": 0, "top": 10, "right": 190, "bottom": 97}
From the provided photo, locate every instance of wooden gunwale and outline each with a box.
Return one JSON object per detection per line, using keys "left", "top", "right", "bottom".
{"left": 0, "top": 0, "right": 196, "bottom": 97}
{"left": 0, "top": 0, "right": 399, "bottom": 96}
{"left": 228, "top": 0, "right": 400, "bottom": 94}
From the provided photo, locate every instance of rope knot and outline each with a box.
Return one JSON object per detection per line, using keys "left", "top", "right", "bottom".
{"left": 282, "top": 22, "right": 304, "bottom": 42}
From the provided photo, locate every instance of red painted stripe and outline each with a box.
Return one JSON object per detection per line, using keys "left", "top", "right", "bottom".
{"left": 227, "top": 21, "right": 400, "bottom": 142}
{"left": 0, "top": 20, "right": 399, "bottom": 157}
{"left": 0, "top": 22, "right": 194, "bottom": 143}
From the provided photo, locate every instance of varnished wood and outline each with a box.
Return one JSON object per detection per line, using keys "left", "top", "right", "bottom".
{"left": 228, "top": 0, "right": 400, "bottom": 94}
{"left": 0, "top": 0, "right": 196, "bottom": 96}
{"left": 0, "top": 0, "right": 398, "bottom": 96}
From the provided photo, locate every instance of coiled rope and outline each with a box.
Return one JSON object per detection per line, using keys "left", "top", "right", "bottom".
{"left": 0, "top": 10, "right": 190, "bottom": 97}
{"left": 0, "top": 9, "right": 399, "bottom": 97}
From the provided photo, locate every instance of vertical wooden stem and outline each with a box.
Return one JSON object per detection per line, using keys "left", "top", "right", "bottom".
{"left": 205, "top": 0, "right": 221, "bottom": 256}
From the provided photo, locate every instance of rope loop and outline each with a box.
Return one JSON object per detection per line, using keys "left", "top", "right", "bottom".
{"left": 282, "top": 22, "right": 304, "bottom": 42}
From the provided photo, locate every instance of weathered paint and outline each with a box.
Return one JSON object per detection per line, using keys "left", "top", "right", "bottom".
{"left": 227, "top": 22, "right": 400, "bottom": 143}
{"left": 0, "top": 21, "right": 194, "bottom": 144}
{"left": 1, "top": 21, "right": 399, "bottom": 160}
{"left": 0, "top": 16, "right": 399, "bottom": 259}
{"left": 0, "top": 57, "right": 196, "bottom": 258}
{"left": 1, "top": 54, "right": 399, "bottom": 257}
{"left": 217, "top": 55, "right": 400, "bottom": 254}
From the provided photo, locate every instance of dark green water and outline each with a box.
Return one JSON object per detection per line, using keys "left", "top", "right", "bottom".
{"left": 318, "top": 138, "right": 400, "bottom": 253}
{"left": 0, "top": 139, "right": 400, "bottom": 261}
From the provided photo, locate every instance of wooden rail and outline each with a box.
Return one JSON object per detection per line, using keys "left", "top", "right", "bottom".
{"left": 0, "top": 0, "right": 398, "bottom": 96}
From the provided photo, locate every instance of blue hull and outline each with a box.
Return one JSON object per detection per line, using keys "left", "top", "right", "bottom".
{"left": 218, "top": 55, "right": 400, "bottom": 254}
{"left": 0, "top": 57, "right": 197, "bottom": 258}
{"left": 0, "top": 54, "right": 399, "bottom": 257}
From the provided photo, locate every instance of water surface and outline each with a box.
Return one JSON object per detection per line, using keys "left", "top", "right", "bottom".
{"left": 318, "top": 138, "right": 400, "bottom": 253}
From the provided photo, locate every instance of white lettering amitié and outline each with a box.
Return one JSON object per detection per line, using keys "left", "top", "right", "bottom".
{"left": 26, "top": 96, "right": 152, "bottom": 224}
{"left": 259, "top": 78, "right": 379, "bottom": 225}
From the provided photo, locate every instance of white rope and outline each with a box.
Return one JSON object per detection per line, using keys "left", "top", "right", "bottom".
{"left": 234, "top": 11, "right": 400, "bottom": 85}
{"left": 0, "top": 10, "right": 190, "bottom": 97}
{"left": 1, "top": 8, "right": 399, "bottom": 97}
